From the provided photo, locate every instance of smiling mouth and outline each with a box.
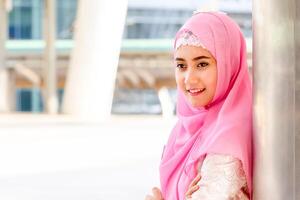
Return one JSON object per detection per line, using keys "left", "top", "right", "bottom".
{"left": 187, "top": 88, "right": 206, "bottom": 96}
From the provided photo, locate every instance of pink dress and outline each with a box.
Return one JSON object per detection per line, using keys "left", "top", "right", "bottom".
{"left": 187, "top": 154, "right": 249, "bottom": 200}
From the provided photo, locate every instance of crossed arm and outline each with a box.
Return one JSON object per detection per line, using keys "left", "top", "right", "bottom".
{"left": 146, "top": 154, "right": 249, "bottom": 200}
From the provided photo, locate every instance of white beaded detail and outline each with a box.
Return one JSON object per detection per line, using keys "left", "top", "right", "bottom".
{"left": 175, "top": 30, "right": 206, "bottom": 50}
{"left": 187, "top": 154, "right": 249, "bottom": 200}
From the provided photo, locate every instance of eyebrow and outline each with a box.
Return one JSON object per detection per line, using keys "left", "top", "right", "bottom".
{"left": 175, "top": 56, "right": 210, "bottom": 61}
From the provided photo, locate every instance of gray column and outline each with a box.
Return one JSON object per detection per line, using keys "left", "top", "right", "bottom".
{"left": 296, "top": 0, "right": 300, "bottom": 199}
{"left": 253, "top": 0, "right": 296, "bottom": 199}
{"left": 43, "top": 0, "right": 58, "bottom": 114}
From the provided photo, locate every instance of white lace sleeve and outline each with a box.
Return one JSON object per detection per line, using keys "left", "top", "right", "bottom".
{"left": 187, "top": 154, "right": 249, "bottom": 200}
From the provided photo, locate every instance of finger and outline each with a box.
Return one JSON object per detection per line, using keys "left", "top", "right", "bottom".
{"left": 186, "top": 185, "right": 200, "bottom": 197}
{"left": 188, "top": 174, "right": 201, "bottom": 188}
{"left": 152, "top": 187, "right": 163, "bottom": 199}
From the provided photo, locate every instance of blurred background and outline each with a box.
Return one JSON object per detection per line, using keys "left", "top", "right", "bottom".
{"left": 1, "top": 0, "right": 252, "bottom": 115}
{"left": 0, "top": 0, "right": 254, "bottom": 199}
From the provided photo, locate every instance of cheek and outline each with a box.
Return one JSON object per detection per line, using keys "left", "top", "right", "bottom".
{"left": 203, "top": 68, "right": 217, "bottom": 90}
{"left": 175, "top": 71, "right": 184, "bottom": 87}
{"left": 207, "top": 69, "right": 218, "bottom": 92}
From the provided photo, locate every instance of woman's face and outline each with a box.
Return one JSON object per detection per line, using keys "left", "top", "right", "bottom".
{"left": 174, "top": 45, "right": 218, "bottom": 108}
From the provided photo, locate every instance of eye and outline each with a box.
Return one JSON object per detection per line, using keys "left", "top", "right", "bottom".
{"left": 176, "top": 63, "right": 186, "bottom": 69}
{"left": 198, "top": 62, "right": 209, "bottom": 68}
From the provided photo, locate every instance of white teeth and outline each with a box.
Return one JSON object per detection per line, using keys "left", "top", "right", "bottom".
{"left": 190, "top": 89, "right": 201, "bottom": 93}
{"left": 188, "top": 88, "right": 204, "bottom": 93}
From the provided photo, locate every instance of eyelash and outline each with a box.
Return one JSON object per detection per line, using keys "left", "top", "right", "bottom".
{"left": 176, "top": 62, "right": 209, "bottom": 69}
{"left": 198, "top": 62, "right": 209, "bottom": 68}
{"left": 176, "top": 64, "right": 185, "bottom": 69}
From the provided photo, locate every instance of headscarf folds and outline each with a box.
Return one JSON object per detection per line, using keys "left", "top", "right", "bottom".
{"left": 159, "top": 12, "right": 253, "bottom": 200}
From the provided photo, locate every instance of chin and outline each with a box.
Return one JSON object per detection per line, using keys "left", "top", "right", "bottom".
{"left": 189, "top": 101, "right": 205, "bottom": 108}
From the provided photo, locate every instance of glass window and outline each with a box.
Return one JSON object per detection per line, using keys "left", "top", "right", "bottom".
{"left": 124, "top": 8, "right": 193, "bottom": 39}
{"left": 57, "top": 0, "right": 78, "bottom": 39}
{"left": 8, "top": 0, "right": 78, "bottom": 40}
{"left": 9, "top": 0, "right": 33, "bottom": 39}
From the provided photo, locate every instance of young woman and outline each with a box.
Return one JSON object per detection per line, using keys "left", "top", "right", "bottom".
{"left": 145, "top": 11, "right": 253, "bottom": 200}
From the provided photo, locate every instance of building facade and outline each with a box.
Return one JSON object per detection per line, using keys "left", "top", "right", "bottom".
{"left": 7, "top": 0, "right": 252, "bottom": 114}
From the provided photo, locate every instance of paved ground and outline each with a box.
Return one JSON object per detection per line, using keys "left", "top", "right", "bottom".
{"left": 0, "top": 114, "right": 176, "bottom": 200}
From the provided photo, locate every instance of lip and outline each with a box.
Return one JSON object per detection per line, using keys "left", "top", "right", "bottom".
{"left": 187, "top": 88, "right": 206, "bottom": 96}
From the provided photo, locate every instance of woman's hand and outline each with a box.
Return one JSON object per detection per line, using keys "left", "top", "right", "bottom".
{"left": 185, "top": 173, "right": 201, "bottom": 199}
{"left": 145, "top": 187, "right": 164, "bottom": 200}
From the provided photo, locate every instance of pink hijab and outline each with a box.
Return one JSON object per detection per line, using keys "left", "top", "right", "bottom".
{"left": 159, "top": 12, "right": 253, "bottom": 200}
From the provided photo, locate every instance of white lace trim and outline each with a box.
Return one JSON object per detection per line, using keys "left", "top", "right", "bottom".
{"left": 187, "top": 154, "right": 249, "bottom": 200}
{"left": 175, "top": 30, "right": 206, "bottom": 50}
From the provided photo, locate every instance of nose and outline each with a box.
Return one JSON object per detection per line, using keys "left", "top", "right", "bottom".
{"left": 184, "top": 68, "right": 199, "bottom": 85}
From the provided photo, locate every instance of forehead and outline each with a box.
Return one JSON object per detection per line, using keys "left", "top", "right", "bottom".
{"left": 174, "top": 45, "right": 214, "bottom": 59}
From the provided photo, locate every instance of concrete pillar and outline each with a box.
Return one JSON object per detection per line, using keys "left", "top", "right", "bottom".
{"left": 253, "top": 0, "right": 297, "bottom": 199}
{"left": 295, "top": 0, "right": 300, "bottom": 199}
{"left": 157, "top": 87, "right": 174, "bottom": 119}
{"left": 0, "top": 0, "right": 6, "bottom": 71}
{"left": 62, "top": 0, "right": 128, "bottom": 121}
{"left": 43, "top": 0, "right": 58, "bottom": 114}
{"left": 0, "top": 0, "right": 12, "bottom": 112}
